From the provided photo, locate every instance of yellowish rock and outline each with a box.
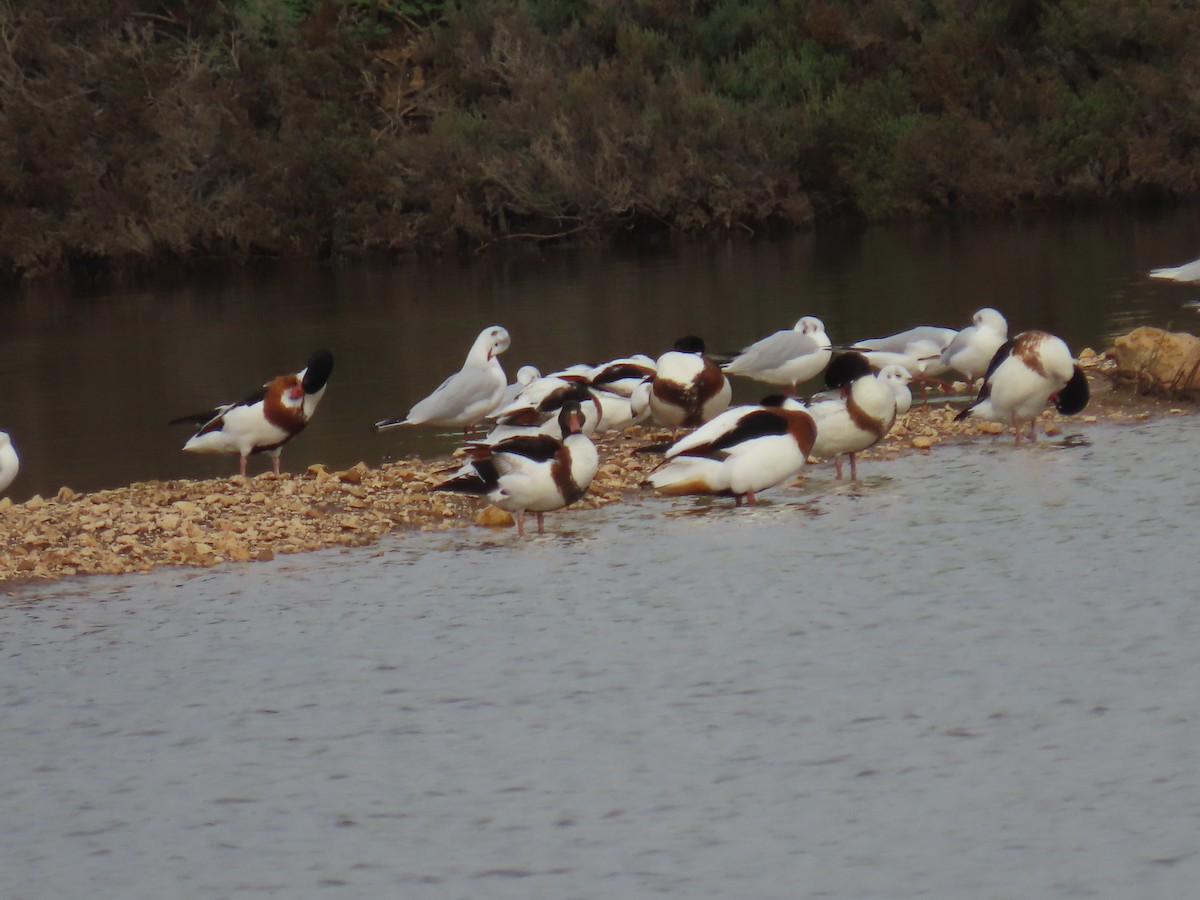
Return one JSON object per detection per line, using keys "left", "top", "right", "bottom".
{"left": 1111, "top": 326, "right": 1200, "bottom": 391}
{"left": 475, "top": 506, "right": 514, "bottom": 528}
{"left": 911, "top": 435, "right": 936, "bottom": 449}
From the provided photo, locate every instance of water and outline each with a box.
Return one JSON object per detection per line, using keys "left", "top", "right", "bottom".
{"left": 2, "top": 418, "right": 1198, "bottom": 898}
{"left": 3, "top": 207, "right": 1200, "bottom": 501}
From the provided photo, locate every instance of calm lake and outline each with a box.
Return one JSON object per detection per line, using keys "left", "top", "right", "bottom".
{"left": 2, "top": 210, "right": 1199, "bottom": 898}
{"left": 2, "top": 207, "right": 1200, "bottom": 500}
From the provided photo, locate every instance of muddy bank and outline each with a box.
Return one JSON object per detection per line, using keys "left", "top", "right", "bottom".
{"left": 0, "top": 353, "right": 1192, "bottom": 586}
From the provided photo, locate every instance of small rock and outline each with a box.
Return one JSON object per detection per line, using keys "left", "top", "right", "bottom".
{"left": 911, "top": 435, "right": 936, "bottom": 449}
{"left": 338, "top": 463, "right": 370, "bottom": 484}
{"left": 475, "top": 506, "right": 514, "bottom": 528}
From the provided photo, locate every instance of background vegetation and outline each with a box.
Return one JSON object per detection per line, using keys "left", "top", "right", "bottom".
{"left": 2, "top": 0, "right": 1199, "bottom": 279}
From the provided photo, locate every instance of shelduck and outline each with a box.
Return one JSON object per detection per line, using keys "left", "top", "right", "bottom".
{"left": 646, "top": 398, "right": 817, "bottom": 506}
{"left": 954, "top": 331, "right": 1089, "bottom": 443}
{"left": 435, "top": 400, "right": 599, "bottom": 536}
{"left": 802, "top": 352, "right": 898, "bottom": 480}
{"left": 649, "top": 336, "right": 732, "bottom": 429}
{"left": 170, "top": 349, "right": 333, "bottom": 477}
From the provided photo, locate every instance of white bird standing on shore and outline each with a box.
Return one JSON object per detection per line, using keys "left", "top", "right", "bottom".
{"left": 376, "top": 325, "right": 511, "bottom": 439}
{"left": 800, "top": 352, "right": 899, "bottom": 481}
{"left": 722, "top": 315, "right": 833, "bottom": 392}
{"left": 0, "top": 431, "right": 19, "bottom": 494}
{"left": 954, "top": 331, "right": 1089, "bottom": 443}
{"left": 940, "top": 308, "right": 1009, "bottom": 384}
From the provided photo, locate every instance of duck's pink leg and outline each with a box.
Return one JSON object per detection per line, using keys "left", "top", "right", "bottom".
{"left": 515, "top": 511, "right": 526, "bottom": 536}
{"left": 536, "top": 512, "right": 546, "bottom": 534}
{"left": 849, "top": 453, "right": 859, "bottom": 481}
{"left": 834, "top": 456, "right": 844, "bottom": 480}
{"left": 239, "top": 455, "right": 248, "bottom": 477}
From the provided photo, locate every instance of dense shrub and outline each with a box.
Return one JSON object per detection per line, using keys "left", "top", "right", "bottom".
{"left": 1, "top": 0, "right": 1199, "bottom": 279}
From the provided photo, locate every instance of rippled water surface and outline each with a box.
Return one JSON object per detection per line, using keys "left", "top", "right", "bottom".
{"left": 3, "top": 417, "right": 1198, "bottom": 898}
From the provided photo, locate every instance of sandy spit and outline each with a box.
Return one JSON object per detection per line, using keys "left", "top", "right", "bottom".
{"left": 0, "top": 355, "right": 1191, "bottom": 586}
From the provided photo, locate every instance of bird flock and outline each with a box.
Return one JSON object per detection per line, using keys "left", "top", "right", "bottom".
{"left": 350, "top": 305, "right": 1088, "bottom": 535}
{"left": 0, "top": 305, "right": 1095, "bottom": 537}
{"left": 12, "top": 249, "right": 1200, "bottom": 526}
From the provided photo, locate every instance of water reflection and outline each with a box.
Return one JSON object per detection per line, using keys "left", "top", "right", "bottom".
{"left": 1, "top": 208, "right": 1199, "bottom": 500}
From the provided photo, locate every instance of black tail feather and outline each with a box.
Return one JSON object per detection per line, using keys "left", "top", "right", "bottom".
{"left": 1055, "top": 366, "right": 1090, "bottom": 415}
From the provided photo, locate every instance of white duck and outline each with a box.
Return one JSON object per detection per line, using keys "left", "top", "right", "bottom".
{"left": 0, "top": 431, "right": 19, "bottom": 494}
{"left": 646, "top": 399, "right": 817, "bottom": 507}
{"left": 954, "top": 331, "right": 1089, "bottom": 443}
{"left": 171, "top": 349, "right": 333, "bottom": 477}
{"left": 721, "top": 315, "right": 833, "bottom": 392}
{"left": 376, "top": 325, "right": 510, "bottom": 438}
{"left": 435, "top": 400, "right": 599, "bottom": 536}
{"left": 650, "top": 336, "right": 732, "bottom": 429}
{"left": 939, "top": 308, "right": 1009, "bottom": 384}
{"left": 800, "top": 352, "right": 898, "bottom": 481}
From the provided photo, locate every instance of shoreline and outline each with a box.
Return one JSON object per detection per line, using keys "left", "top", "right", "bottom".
{"left": 1, "top": 355, "right": 1193, "bottom": 587}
